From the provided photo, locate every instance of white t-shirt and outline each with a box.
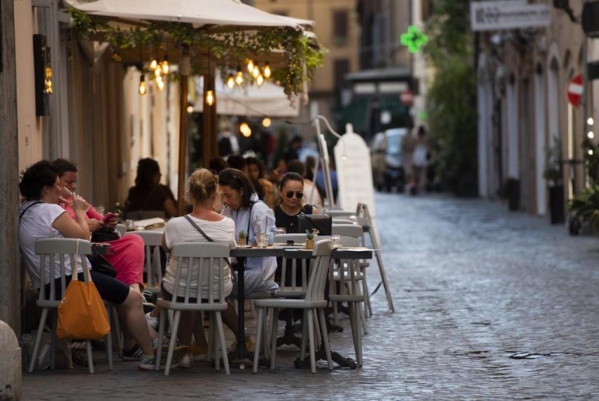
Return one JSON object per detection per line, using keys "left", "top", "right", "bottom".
{"left": 162, "top": 214, "right": 235, "bottom": 299}
{"left": 19, "top": 201, "right": 84, "bottom": 289}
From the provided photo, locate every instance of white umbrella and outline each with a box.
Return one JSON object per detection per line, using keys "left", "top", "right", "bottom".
{"left": 65, "top": 0, "right": 314, "bottom": 213}
{"left": 65, "top": 0, "right": 305, "bottom": 29}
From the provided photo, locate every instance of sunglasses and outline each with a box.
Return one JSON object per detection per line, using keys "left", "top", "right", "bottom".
{"left": 285, "top": 191, "right": 304, "bottom": 199}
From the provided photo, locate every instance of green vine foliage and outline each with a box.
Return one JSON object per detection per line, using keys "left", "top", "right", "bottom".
{"left": 68, "top": 8, "right": 325, "bottom": 98}
{"left": 424, "top": 0, "right": 477, "bottom": 196}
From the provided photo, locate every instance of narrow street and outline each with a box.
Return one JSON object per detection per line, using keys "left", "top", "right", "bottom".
{"left": 23, "top": 193, "right": 599, "bottom": 400}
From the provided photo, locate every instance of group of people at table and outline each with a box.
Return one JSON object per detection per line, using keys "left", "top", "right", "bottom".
{"left": 18, "top": 155, "right": 327, "bottom": 371}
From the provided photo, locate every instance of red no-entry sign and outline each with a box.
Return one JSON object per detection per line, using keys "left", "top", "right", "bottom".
{"left": 567, "top": 74, "right": 583, "bottom": 107}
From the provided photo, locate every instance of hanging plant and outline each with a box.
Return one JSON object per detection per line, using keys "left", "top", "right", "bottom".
{"left": 68, "top": 8, "right": 326, "bottom": 99}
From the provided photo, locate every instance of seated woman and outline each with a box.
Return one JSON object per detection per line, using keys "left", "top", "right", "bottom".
{"left": 52, "top": 159, "right": 147, "bottom": 303}
{"left": 218, "top": 168, "right": 278, "bottom": 290}
{"left": 246, "top": 157, "right": 276, "bottom": 208}
{"left": 273, "top": 172, "right": 319, "bottom": 344}
{"left": 273, "top": 172, "right": 319, "bottom": 233}
{"left": 160, "top": 168, "right": 242, "bottom": 368}
{"left": 18, "top": 160, "right": 159, "bottom": 371}
{"left": 124, "top": 158, "right": 178, "bottom": 219}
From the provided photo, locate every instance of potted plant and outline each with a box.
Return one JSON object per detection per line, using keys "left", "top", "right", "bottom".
{"left": 238, "top": 230, "right": 248, "bottom": 246}
{"left": 544, "top": 137, "right": 565, "bottom": 224}
{"left": 305, "top": 229, "right": 318, "bottom": 250}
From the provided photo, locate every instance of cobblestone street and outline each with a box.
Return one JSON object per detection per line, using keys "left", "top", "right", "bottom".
{"left": 23, "top": 193, "right": 599, "bottom": 400}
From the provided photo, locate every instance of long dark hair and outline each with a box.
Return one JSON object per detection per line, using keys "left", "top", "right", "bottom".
{"left": 218, "top": 168, "right": 256, "bottom": 209}
{"left": 135, "top": 158, "right": 160, "bottom": 189}
{"left": 20, "top": 160, "right": 59, "bottom": 201}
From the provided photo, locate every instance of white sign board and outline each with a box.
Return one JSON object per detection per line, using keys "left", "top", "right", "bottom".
{"left": 470, "top": 1, "right": 551, "bottom": 31}
{"left": 334, "top": 125, "right": 376, "bottom": 216}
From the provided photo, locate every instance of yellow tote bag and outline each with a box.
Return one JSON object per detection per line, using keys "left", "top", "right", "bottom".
{"left": 56, "top": 272, "right": 110, "bottom": 340}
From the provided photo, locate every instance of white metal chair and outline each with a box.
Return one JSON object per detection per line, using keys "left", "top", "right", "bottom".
{"left": 332, "top": 224, "right": 373, "bottom": 319}
{"left": 328, "top": 236, "right": 365, "bottom": 366}
{"left": 253, "top": 239, "right": 334, "bottom": 373}
{"left": 29, "top": 238, "right": 117, "bottom": 374}
{"left": 155, "top": 242, "right": 231, "bottom": 375}
{"left": 125, "top": 230, "right": 163, "bottom": 295}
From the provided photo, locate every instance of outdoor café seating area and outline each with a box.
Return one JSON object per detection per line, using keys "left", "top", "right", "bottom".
{"left": 23, "top": 204, "right": 390, "bottom": 376}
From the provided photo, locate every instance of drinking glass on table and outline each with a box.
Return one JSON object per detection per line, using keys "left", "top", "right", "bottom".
{"left": 252, "top": 215, "right": 268, "bottom": 248}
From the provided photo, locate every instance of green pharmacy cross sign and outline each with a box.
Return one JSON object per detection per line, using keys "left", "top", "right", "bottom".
{"left": 400, "top": 25, "right": 428, "bottom": 54}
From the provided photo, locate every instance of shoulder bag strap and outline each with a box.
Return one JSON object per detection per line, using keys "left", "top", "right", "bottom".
{"left": 184, "top": 215, "right": 233, "bottom": 271}
{"left": 246, "top": 201, "right": 257, "bottom": 235}
{"left": 184, "top": 215, "right": 213, "bottom": 242}
{"left": 19, "top": 201, "right": 42, "bottom": 221}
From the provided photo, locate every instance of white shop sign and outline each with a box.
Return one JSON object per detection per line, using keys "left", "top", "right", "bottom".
{"left": 470, "top": 1, "right": 551, "bottom": 31}
{"left": 334, "top": 125, "right": 376, "bottom": 215}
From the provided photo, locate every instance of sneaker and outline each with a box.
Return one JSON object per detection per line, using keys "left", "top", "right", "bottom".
{"left": 153, "top": 336, "right": 172, "bottom": 350}
{"left": 146, "top": 312, "right": 159, "bottom": 330}
{"left": 138, "top": 346, "right": 187, "bottom": 371}
{"left": 123, "top": 344, "right": 143, "bottom": 361}
{"left": 179, "top": 353, "right": 192, "bottom": 368}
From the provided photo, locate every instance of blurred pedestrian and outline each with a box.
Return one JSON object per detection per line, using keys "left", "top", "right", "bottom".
{"left": 412, "top": 126, "right": 430, "bottom": 194}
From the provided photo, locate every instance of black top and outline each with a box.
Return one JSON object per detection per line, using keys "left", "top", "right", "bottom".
{"left": 273, "top": 204, "right": 314, "bottom": 233}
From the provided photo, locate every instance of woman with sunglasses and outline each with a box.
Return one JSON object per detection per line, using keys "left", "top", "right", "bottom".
{"left": 273, "top": 172, "right": 319, "bottom": 233}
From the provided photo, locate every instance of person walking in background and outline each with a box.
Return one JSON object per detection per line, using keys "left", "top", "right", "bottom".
{"left": 124, "top": 158, "right": 178, "bottom": 219}
{"left": 401, "top": 127, "right": 416, "bottom": 194}
{"left": 412, "top": 126, "right": 430, "bottom": 195}
{"left": 282, "top": 134, "right": 303, "bottom": 163}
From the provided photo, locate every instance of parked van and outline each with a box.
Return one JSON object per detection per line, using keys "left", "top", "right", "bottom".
{"left": 370, "top": 128, "right": 408, "bottom": 192}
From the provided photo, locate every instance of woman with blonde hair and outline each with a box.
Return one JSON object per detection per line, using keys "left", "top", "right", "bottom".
{"left": 159, "top": 168, "right": 239, "bottom": 368}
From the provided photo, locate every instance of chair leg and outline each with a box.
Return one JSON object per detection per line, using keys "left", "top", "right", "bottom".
{"left": 300, "top": 310, "right": 308, "bottom": 361}
{"left": 29, "top": 308, "right": 49, "bottom": 372}
{"left": 156, "top": 309, "right": 167, "bottom": 371}
{"left": 214, "top": 312, "right": 230, "bottom": 375}
{"left": 208, "top": 313, "right": 216, "bottom": 368}
{"left": 86, "top": 340, "right": 94, "bottom": 374}
{"left": 348, "top": 303, "right": 363, "bottom": 367}
{"left": 270, "top": 308, "right": 279, "bottom": 370}
{"left": 317, "top": 309, "right": 333, "bottom": 370}
{"left": 361, "top": 267, "right": 373, "bottom": 318}
{"left": 306, "top": 310, "right": 316, "bottom": 373}
{"left": 165, "top": 310, "right": 181, "bottom": 376}
{"left": 359, "top": 301, "right": 368, "bottom": 335}
{"left": 50, "top": 312, "right": 57, "bottom": 370}
{"left": 105, "top": 307, "right": 113, "bottom": 371}
{"left": 355, "top": 304, "right": 363, "bottom": 367}
{"left": 253, "top": 307, "right": 264, "bottom": 373}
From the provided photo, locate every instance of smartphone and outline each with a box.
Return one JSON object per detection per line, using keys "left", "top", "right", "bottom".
{"left": 102, "top": 212, "right": 116, "bottom": 224}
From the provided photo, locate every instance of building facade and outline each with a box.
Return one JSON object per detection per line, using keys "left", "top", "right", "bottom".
{"left": 476, "top": 1, "right": 598, "bottom": 222}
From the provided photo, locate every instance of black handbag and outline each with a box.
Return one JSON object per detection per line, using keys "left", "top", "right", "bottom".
{"left": 91, "top": 228, "right": 120, "bottom": 243}
{"left": 297, "top": 213, "right": 332, "bottom": 235}
{"left": 89, "top": 254, "right": 117, "bottom": 277}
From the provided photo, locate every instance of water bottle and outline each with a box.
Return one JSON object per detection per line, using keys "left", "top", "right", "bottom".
{"left": 267, "top": 227, "right": 275, "bottom": 246}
